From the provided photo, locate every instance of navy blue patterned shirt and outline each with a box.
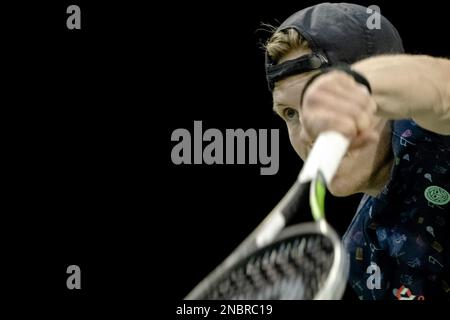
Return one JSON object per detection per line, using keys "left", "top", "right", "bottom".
{"left": 343, "top": 119, "right": 450, "bottom": 300}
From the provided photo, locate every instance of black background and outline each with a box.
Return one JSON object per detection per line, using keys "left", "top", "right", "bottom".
{"left": 5, "top": 0, "right": 449, "bottom": 314}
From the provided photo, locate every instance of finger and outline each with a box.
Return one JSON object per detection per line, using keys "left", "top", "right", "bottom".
{"left": 302, "top": 107, "right": 358, "bottom": 140}
{"left": 312, "top": 72, "right": 375, "bottom": 113}
{"left": 304, "top": 90, "right": 372, "bottom": 132}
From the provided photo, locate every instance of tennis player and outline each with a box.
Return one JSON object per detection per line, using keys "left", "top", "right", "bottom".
{"left": 264, "top": 3, "right": 450, "bottom": 300}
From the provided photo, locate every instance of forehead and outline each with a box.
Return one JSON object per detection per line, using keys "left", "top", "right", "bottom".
{"left": 272, "top": 71, "right": 317, "bottom": 107}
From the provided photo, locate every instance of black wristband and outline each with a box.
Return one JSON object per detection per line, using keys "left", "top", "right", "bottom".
{"left": 299, "top": 64, "right": 372, "bottom": 106}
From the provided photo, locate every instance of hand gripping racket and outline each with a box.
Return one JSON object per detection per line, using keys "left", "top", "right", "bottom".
{"left": 185, "top": 131, "right": 351, "bottom": 300}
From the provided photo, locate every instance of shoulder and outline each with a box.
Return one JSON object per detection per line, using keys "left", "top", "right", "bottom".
{"left": 391, "top": 119, "right": 450, "bottom": 152}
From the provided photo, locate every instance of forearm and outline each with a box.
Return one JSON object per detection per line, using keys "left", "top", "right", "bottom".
{"left": 353, "top": 54, "right": 450, "bottom": 135}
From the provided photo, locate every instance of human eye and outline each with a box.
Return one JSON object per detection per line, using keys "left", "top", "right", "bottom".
{"left": 282, "top": 107, "right": 299, "bottom": 122}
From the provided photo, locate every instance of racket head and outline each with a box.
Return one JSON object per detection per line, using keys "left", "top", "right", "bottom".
{"left": 190, "top": 221, "right": 349, "bottom": 300}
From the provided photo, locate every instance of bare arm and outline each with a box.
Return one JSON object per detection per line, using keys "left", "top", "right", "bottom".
{"left": 353, "top": 55, "right": 450, "bottom": 135}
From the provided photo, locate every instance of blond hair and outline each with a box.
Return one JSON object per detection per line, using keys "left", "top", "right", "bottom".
{"left": 265, "top": 28, "right": 310, "bottom": 63}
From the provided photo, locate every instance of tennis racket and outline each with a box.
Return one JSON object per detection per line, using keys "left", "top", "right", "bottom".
{"left": 185, "top": 131, "right": 350, "bottom": 300}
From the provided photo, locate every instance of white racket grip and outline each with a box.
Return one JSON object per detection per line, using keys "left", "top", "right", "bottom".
{"left": 298, "top": 131, "right": 350, "bottom": 185}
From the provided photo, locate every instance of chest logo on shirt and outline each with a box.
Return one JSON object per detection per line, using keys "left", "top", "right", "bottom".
{"left": 424, "top": 186, "right": 449, "bottom": 206}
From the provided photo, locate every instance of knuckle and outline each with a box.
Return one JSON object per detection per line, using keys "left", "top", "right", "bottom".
{"left": 303, "top": 86, "right": 322, "bottom": 106}
{"left": 328, "top": 113, "right": 357, "bottom": 136}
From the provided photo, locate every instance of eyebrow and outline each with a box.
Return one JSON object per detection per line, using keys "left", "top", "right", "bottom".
{"left": 272, "top": 103, "right": 285, "bottom": 115}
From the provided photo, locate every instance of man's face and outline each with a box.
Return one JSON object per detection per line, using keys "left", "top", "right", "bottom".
{"left": 272, "top": 49, "right": 392, "bottom": 197}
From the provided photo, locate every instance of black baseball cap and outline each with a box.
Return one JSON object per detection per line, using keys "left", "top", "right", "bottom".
{"left": 265, "top": 3, "right": 404, "bottom": 91}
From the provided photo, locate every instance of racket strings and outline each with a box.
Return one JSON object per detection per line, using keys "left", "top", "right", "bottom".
{"left": 203, "top": 234, "right": 334, "bottom": 300}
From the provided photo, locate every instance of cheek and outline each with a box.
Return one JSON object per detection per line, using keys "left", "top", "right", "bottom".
{"left": 329, "top": 145, "right": 375, "bottom": 195}
{"left": 328, "top": 156, "right": 361, "bottom": 196}
{"left": 336, "top": 149, "right": 367, "bottom": 178}
{"left": 287, "top": 125, "right": 308, "bottom": 161}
